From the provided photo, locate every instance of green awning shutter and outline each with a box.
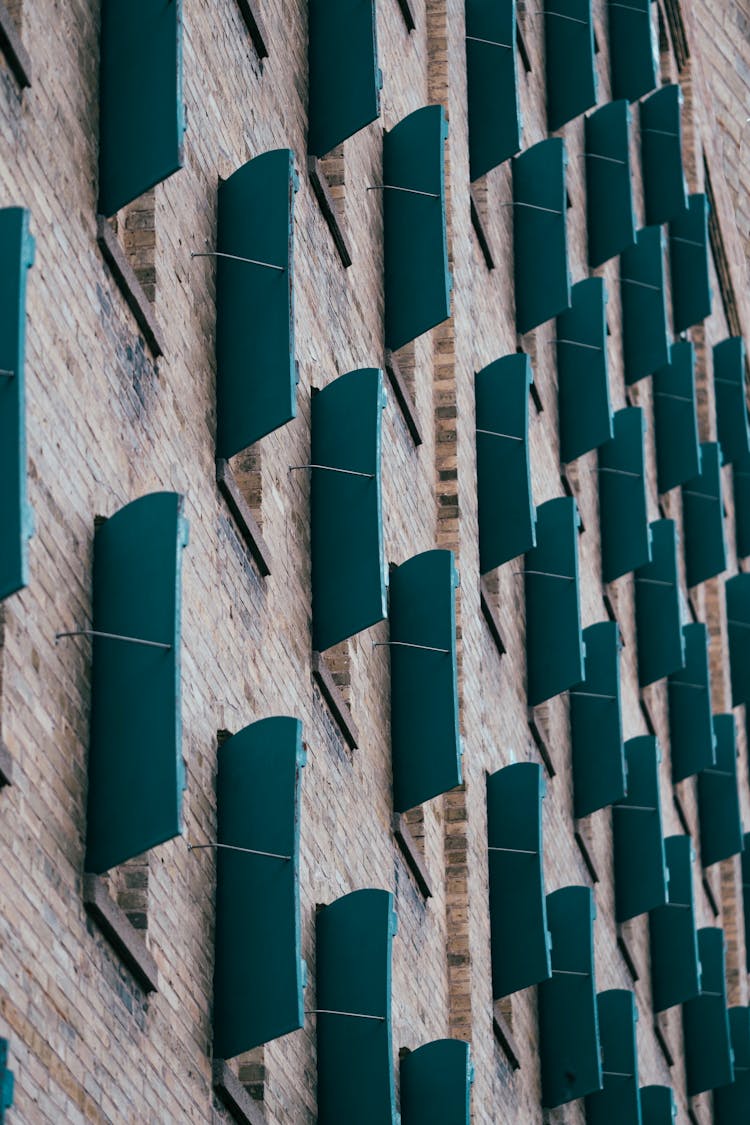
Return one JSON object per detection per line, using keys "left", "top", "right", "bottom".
{"left": 466, "top": 0, "right": 521, "bottom": 178}
{"left": 308, "top": 0, "right": 380, "bottom": 157}
{"left": 539, "top": 886, "right": 601, "bottom": 1107}
{"left": 383, "top": 106, "right": 451, "bottom": 351}
{"left": 400, "top": 1039, "right": 472, "bottom": 1125}
{"left": 216, "top": 150, "right": 298, "bottom": 458}
{"left": 487, "top": 763, "right": 551, "bottom": 998}
{"left": 653, "top": 341, "right": 700, "bottom": 494}
{"left": 744, "top": 841, "right": 750, "bottom": 972}
{"left": 570, "top": 622, "right": 625, "bottom": 818}
{"left": 639, "top": 1085, "right": 676, "bottom": 1124}
{"left": 85, "top": 492, "right": 188, "bottom": 874}
{"left": 525, "top": 497, "right": 584, "bottom": 707}
{"left": 557, "top": 278, "right": 612, "bottom": 464}
{"left": 635, "top": 519, "right": 685, "bottom": 686}
{"left": 316, "top": 889, "right": 398, "bottom": 1125}
{"left": 613, "top": 736, "right": 668, "bottom": 922}
{"left": 667, "top": 623, "right": 715, "bottom": 783}
{"left": 640, "top": 84, "right": 686, "bottom": 226}
{"left": 714, "top": 337, "right": 750, "bottom": 465}
{"left": 598, "top": 407, "right": 651, "bottom": 582}
{"left": 714, "top": 1008, "right": 750, "bottom": 1124}
{"left": 544, "top": 0, "right": 596, "bottom": 132}
{"left": 727, "top": 573, "right": 750, "bottom": 706}
{"left": 512, "top": 138, "right": 571, "bottom": 335}
{"left": 697, "top": 714, "right": 743, "bottom": 867}
{"left": 98, "top": 0, "right": 185, "bottom": 216}
{"left": 585, "top": 991, "right": 640, "bottom": 1125}
{"left": 311, "top": 369, "right": 387, "bottom": 652}
{"left": 213, "top": 718, "right": 306, "bottom": 1058}
{"left": 648, "top": 835, "right": 701, "bottom": 1012}
{"left": 389, "top": 550, "right": 461, "bottom": 813}
{"left": 585, "top": 101, "right": 636, "bottom": 268}
{"left": 669, "top": 194, "right": 711, "bottom": 334}
{"left": 683, "top": 928, "right": 734, "bottom": 1097}
{"left": 0, "top": 1039, "right": 12, "bottom": 1122}
{"left": 682, "top": 442, "right": 726, "bottom": 587}
{"left": 735, "top": 452, "right": 750, "bottom": 559}
{"left": 475, "top": 353, "right": 535, "bottom": 572}
{"left": 607, "top": 0, "right": 658, "bottom": 103}
{"left": 0, "top": 207, "right": 34, "bottom": 603}
{"left": 621, "top": 226, "right": 669, "bottom": 385}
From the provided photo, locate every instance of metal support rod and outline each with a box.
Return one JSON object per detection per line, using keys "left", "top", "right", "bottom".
{"left": 533, "top": 10, "right": 588, "bottom": 24}
{"left": 580, "top": 153, "right": 627, "bottom": 166}
{"left": 614, "top": 804, "right": 657, "bottom": 813}
{"left": 602, "top": 1071, "right": 634, "bottom": 1079}
{"left": 552, "top": 338, "right": 603, "bottom": 351}
{"left": 595, "top": 467, "right": 641, "bottom": 478}
{"left": 642, "top": 128, "right": 679, "bottom": 137}
{"left": 520, "top": 570, "right": 575, "bottom": 581}
{"left": 619, "top": 276, "right": 661, "bottom": 292}
{"left": 609, "top": 1, "right": 649, "bottom": 12}
{"left": 635, "top": 578, "right": 674, "bottom": 587}
{"left": 373, "top": 641, "right": 449, "bottom": 654}
{"left": 191, "top": 250, "right": 284, "bottom": 273}
{"left": 487, "top": 846, "right": 539, "bottom": 855}
{"left": 671, "top": 236, "right": 704, "bottom": 248}
{"left": 552, "top": 968, "right": 589, "bottom": 977}
{"left": 289, "top": 464, "right": 374, "bottom": 479}
{"left": 476, "top": 428, "right": 523, "bottom": 442}
{"left": 500, "top": 201, "right": 563, "bottom": 215}
{"left": 654, "top": 391, "right": 692, "bottom": 402}
{"left": 700, "top": 769, "right": 733, "bottom": 777}
{"left": 305, "top": 1009, "right": 385, "bottom": 1021}
{"left": 187, "top": 842, "right": 291, "bottom": 861}
{"left": 728, "top": 619, "right": 750, "bottom": 629}
{"left": 569, "top": 690, "right": 617, "bottom": 701}
{"left": 367, "top": 185, "right": 439, "bottom": 199}
{"left": 0, "top": 369, "right": 14, "bottom": 378}
{"left": 663, "top": 902, "right": 692, "bottom": 909}
{"left": 465, "top": 34, "right": 512, "bottom": 47}
{"left": 700, "top": 991, "right": 723, "bottom": 998}
{"left": 55, "top": 629, "right": 172, "bottom": 651}
{"left": 682, "top": 490, "right": 716, "bottom": 501}
{"left": 669, "top": 681, "right": 706, "bottom": 691}
{"left": 714, "top": 377, "right": 741, "bottom": 386}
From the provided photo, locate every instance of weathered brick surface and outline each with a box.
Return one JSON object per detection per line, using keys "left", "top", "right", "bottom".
{"left": 1, "top": 0, "right": 750, "bottom": 1122}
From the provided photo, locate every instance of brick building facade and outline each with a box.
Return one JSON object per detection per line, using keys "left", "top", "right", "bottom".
{"left": 1, "top": 0, "right": 750, "bottom": 1122}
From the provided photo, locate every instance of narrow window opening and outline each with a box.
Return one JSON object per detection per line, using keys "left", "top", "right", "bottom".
{"left": 657, "top": 6, "right": 674, "bottom": 84}
{"left": 324, "top": 639, "right": 352, "bottom": 710}
{"left": 108, "top": 854, "right": 150, "bottom": 932}
{"left": 237, "top": 1048, "right": 265, "bottom": 1110}
{"left": 109, "top": 188, "right": 157, "bottom": 305}
{"left": 318, "top": 145, "right": 346, "bottom": 238}
{"left": 229, "top": 446, "right": 263, "bottom": 531}
{"left": 392, "top": 339, "right": 416, "bottom": 407}
{"left": 403, "top": 806, "right": 425, "bottom": 860}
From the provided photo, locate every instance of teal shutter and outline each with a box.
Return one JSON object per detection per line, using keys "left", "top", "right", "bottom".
{"left": 683, "top": 928, "right": 734, "bottom": 1096}
{"left": 0, "top": 207, "right": 34, "bottom": 603}
{"left": 311, "top": 368, "right": 387, "bottom": 652}
{"left": 0, "top": 1039, "right": 12, "bottom": 1123}
{"left": 316, "top": 889, "right": 398, "bottom": 1125}
{"left": 648, "top": 835, "right": 701, "bottom": 1012}
{"left": 216, "top": 150, "right": 298, "bottom": 458}
{"left": 744, "top": 842, "right": 750, "bottom": 972}
{"left": 557, "top": 277, "right": 612, "bottom": 463}
{"left": 714, "top": 1008, "right": 750, "bottom": 1124}
{"left": 598, "top": 407, "right": 650, "bottom": 582}
{"left": 682, "top": 442, "right": 726, "bottom": 587}
{"left": 585, "top": 101, "right": 636, "bottom": 268}
{"left": 714, "top": 338, "right": 750, "bottom": 465}
{"left": 653, "top": 341, "right": 700, "bottom": 493}
{"left": 727, "top": 574, "right": 750, "bottom": 706}
{"left": 383, "top": 106, "right": 451, "bottom": 351}
{"left": 640, "top": 84, "right": 686, "bottom": 226}
{"left": 621, "top": 226, "right": 669, "bottom": 385}
{"left": 735, "top": 451, "right": 750, "bottom": 558}
{"left": 570, "top": 622, "right": 625, "bottom": 818}
{"left": 667, "top": 623, "right": 715, "bottom": 783}
{"left": 487, "top": 763, "right": 551, "bottom": 998}
{"left": 639, "top": 1086, "right": 676, "bottom": 1125}
{"left": 466, "top": 0, "right": 521, "bottom": 179}
{"left": 389, "top": 550, "right": 461, "bottom": 812}
{"left": 512, "top": 138, "right": 571, "bottom": 335}
{"left": 525, "top": 497, "right": 584, "bottom": 706}
{"left": 539, "top": 886, "right": 601, "bottom": 1107}
{"left": 400, "top": 1039, "right": 472, "bottom": 1125}
{"left": 669, "top": 194, "right": 711, "bottom": 333}
{"left": 307, "top": 0, "right": 380, "bottom": 157}
{"left": 544, "top": 0, "right": 596, "bottom": 131}
{"left": 98, "top": 0, "right": 185, "bottom": 216}
{"left": 85, "top": 492, "right": 188, "bottom": 874}
{"left": 613, "top": 736, "right": 668, "bottom": 922}
{"left": 697, "top": 714, "right": 743, "bottom": 867}
{"left": 634, "top": 519, "right": 685, "bottom": 686}
{"left": 608, "top": 0, "right": 658, "bottom": 103}
{"left": 213, "top": 718, "right": 306, "bottom": 1058}
{"left": 585, "top": 991, "right": 640, "bottom": 1125}
{"left": 475, "top": 353, "right": 535, "bottom": 572}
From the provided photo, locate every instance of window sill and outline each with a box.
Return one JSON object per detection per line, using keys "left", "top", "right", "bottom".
{"left": 216, "top": 459, "right": 272, "bottom": 577}
{"left": 516, "top": 21, "right": 532, "bottom": 73}
{"left": 574, "top": 823, "right": 600, "bottom": 883}
{"left": 96, "top": 215, "right": 164, "bottom": 358}
{"left": 393, "top": 813, "right": 432, "bottom": 899}
{"left": 0, "top": 0, "right": 31, "bottom": 89}
{"left": 528, "top": 709, "right": 555, "bottom": 778}
{"left": 395, "top": 0, "right": 416, "bottom": 31}
{"left": 235, "top": 0, "right": 268, "bottom": 58}
{"left": 479, "top": 577, "right": 506, "bottom": 658}
{"left": 308, "top": 157, "right": 352, "bottom": 268}
{"left": 312, "top": 651, "right": 359, "bottom": 750}
{"left": 701, "top": 872, "right": 719, "bottom": 918}
{"left": 83, "top": 873, "right": 158, "bottom": 993}
{"left": 654, "top": 1012, "right": 675, "bottom": 1068}
{"left": 492, "top": 1003, "right": 521, "bottom": 1070}
{"left": 213, "top": 1060, "right": 266, "bottom": 1125}
{"left": 470, "top": 187, "right": 495, "bottom": 271}
{"left": 0, "top": 739, "right": 12, "bottom": 787}
{"left": 384, "top": 349, "right": 422, "bottom": 447}
{"left": 616, "top": 923, "right": 639, "bottom": 982}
